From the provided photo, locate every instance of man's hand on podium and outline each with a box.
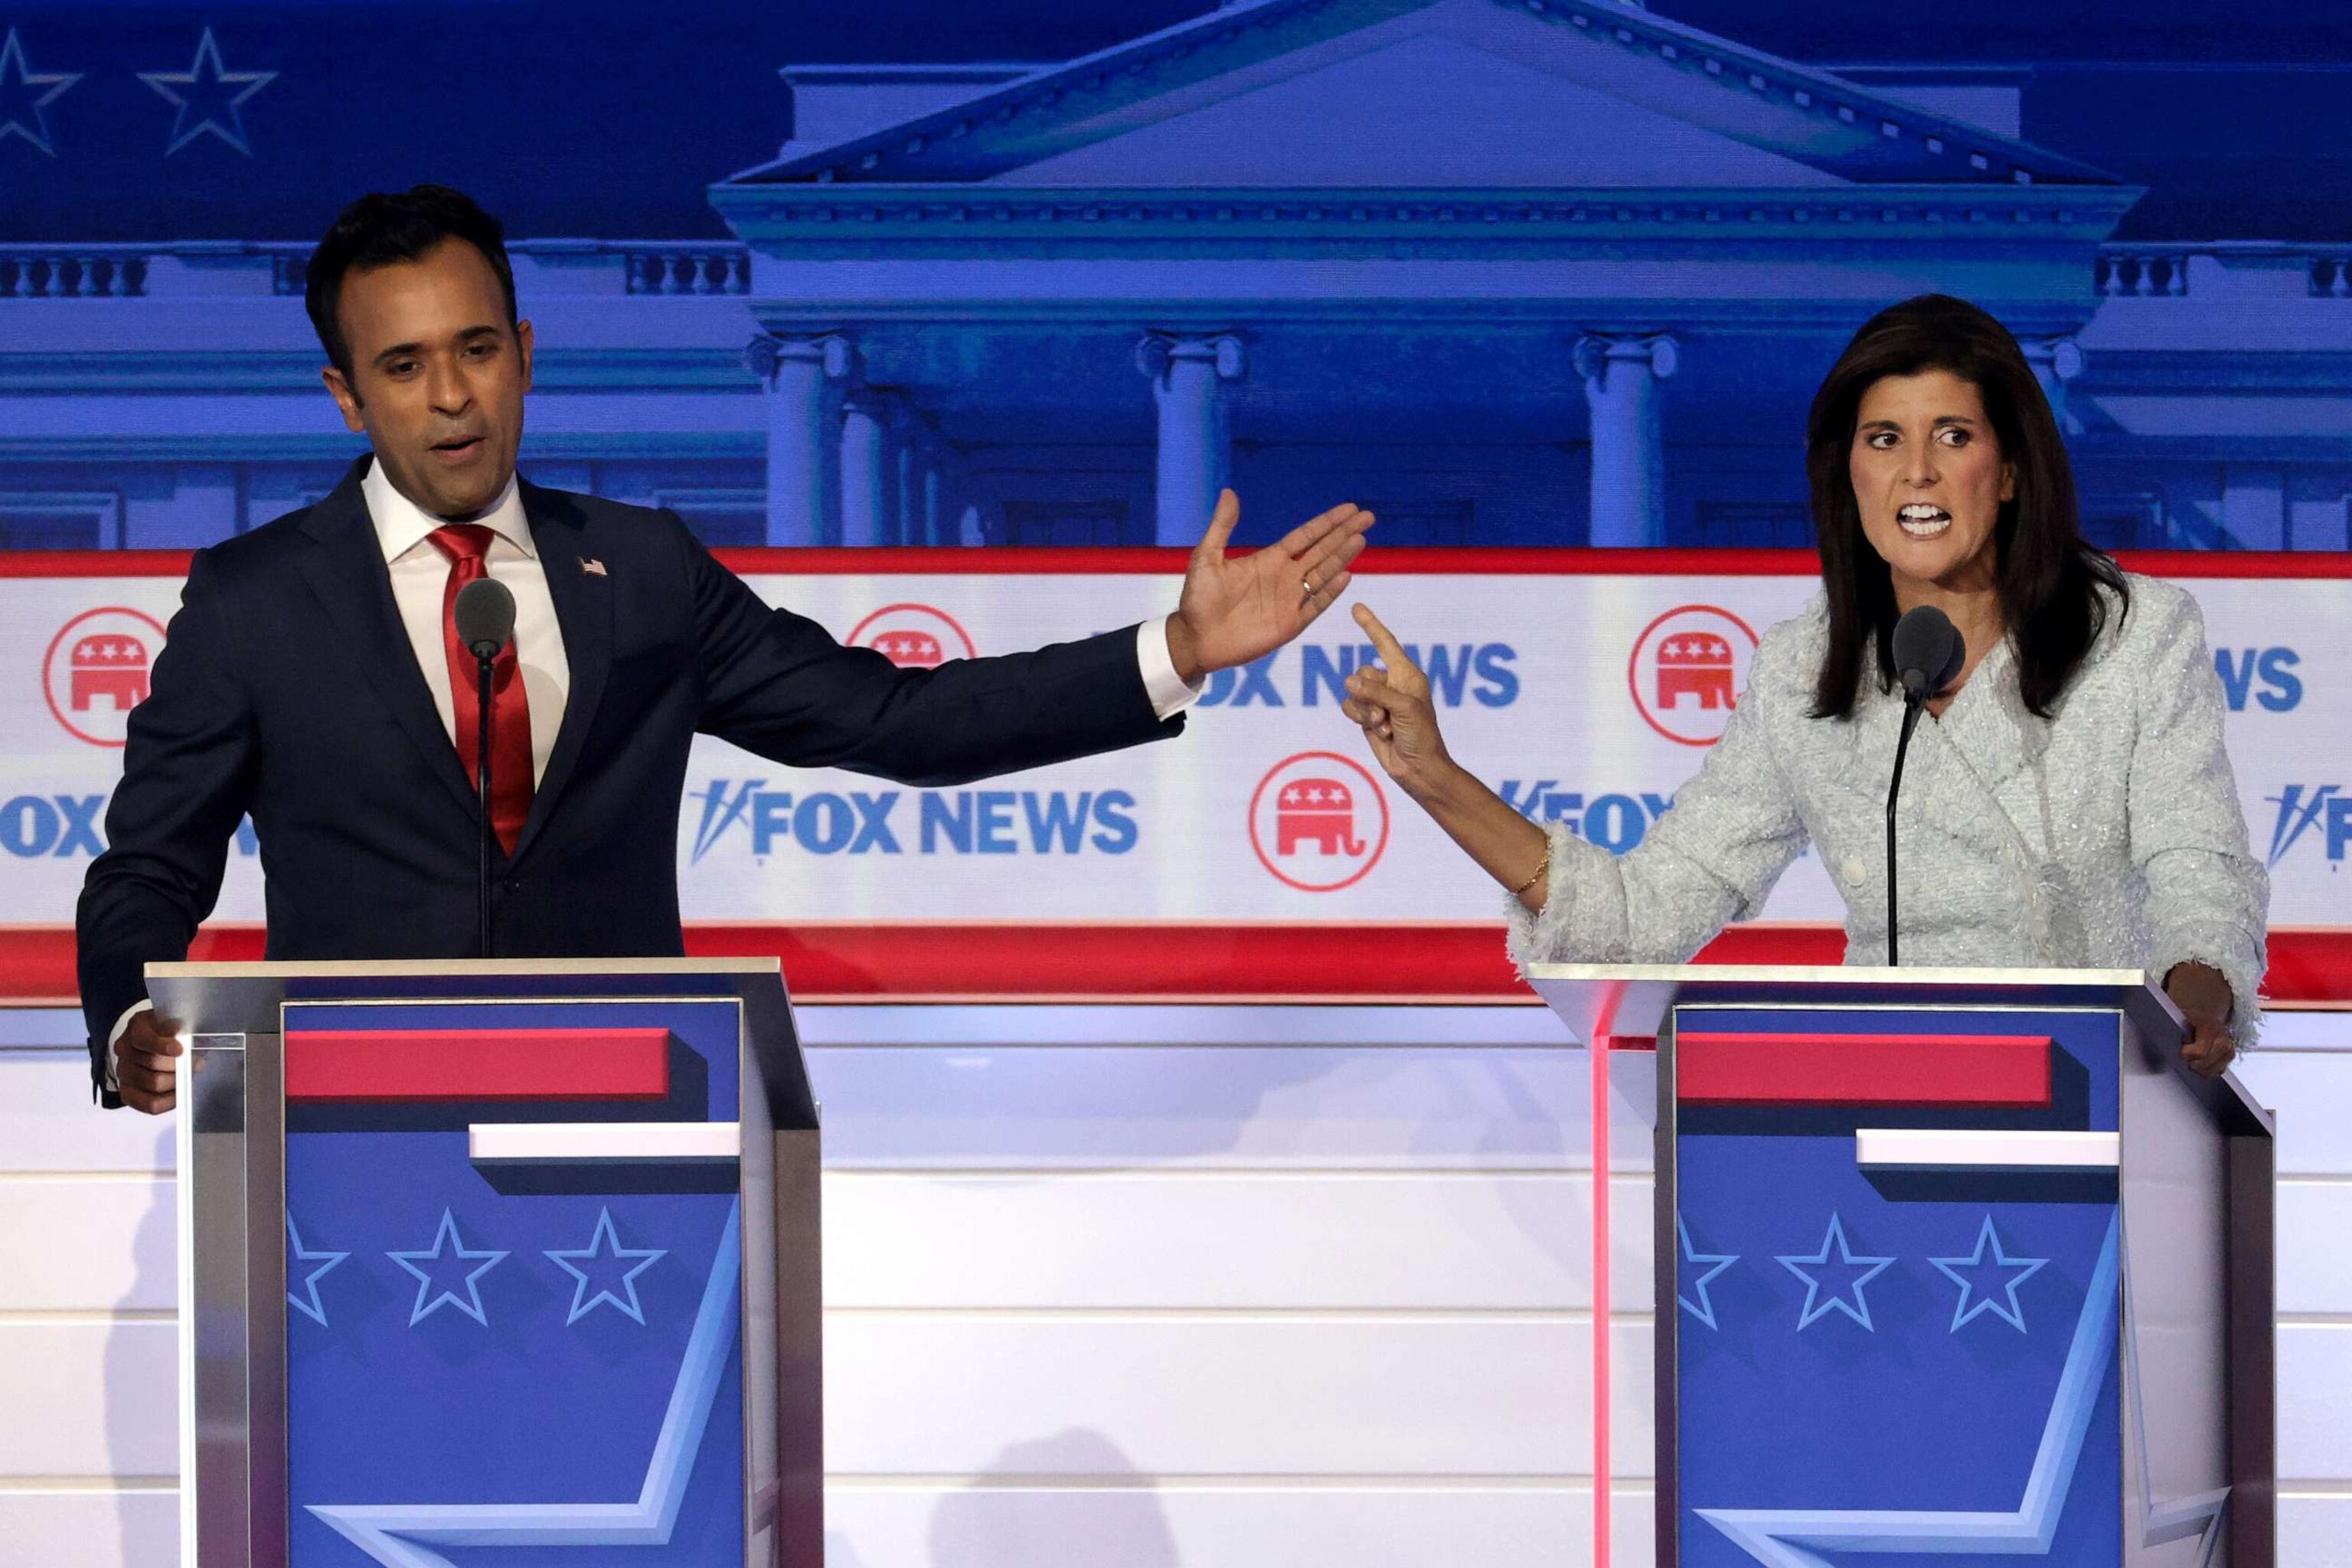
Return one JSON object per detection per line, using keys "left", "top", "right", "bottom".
{"left": 1162, "top": 490, "right": 1371, "bottom": 684}
{"left": 116, "top": 1009, "right": 185, "bottom": 1115}
{"left": 2164, "top": 961, "right": 2236, "bottom": 1077}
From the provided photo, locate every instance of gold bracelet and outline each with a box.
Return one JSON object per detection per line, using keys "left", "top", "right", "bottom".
{"left": 1512, "top": 848, "right": 1551, "bottom": 899}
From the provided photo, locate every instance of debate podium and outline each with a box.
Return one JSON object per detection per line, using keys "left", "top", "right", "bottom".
{"left": 1529, "top": 965, "right": 2275, "bottom": 1568}
{"left": 152, "top": 958, "right": 820, "bottom": 1568}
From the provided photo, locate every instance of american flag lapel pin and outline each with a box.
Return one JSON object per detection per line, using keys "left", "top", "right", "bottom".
{"left": 580, "top": 557, "right": 607, "bottom": 577}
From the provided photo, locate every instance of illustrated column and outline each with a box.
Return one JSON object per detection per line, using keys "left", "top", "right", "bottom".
{"left": 1138, "top": 332, "right": 1246, "bottom": 547}
{"left": 1576, "top": 332, "right": 1678, "bottom": 547}
{"left": 746, "top": 332, "right": 854, "bottom": 546}
{"left": 2024, "top": 337, "right": 2084, "bottom": 435}
{"left": 839, "top": 387, "right": 894, "bottom": 547}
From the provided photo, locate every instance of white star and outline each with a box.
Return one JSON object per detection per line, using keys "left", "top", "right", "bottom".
{"left": 139, "top": 28, "right": 276, "bottom": 157}
{"left": 0, "top": 29, "right": 80, "bottom": 158}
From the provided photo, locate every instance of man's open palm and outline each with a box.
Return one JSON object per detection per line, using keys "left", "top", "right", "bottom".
{"left": 1167, "top": 490, "right": 1371, "bottom": 681}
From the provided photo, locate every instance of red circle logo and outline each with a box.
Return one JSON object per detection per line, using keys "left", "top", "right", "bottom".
{"left": 1627, "top": 604, "right": 1759, "bottom": 747}
{"left": 43, "top": 607, "right": 168, "bottom": 747}
{"left": 1248, "top": 750, "right": 1390, "bottom": 893}
{"left": 848, "top": 603, "right": 976, "bottom": 668}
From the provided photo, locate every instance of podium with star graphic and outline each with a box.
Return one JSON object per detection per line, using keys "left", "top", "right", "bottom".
{"left": 151, "top": 958, "right": 820, "bottom": 1568}
{"left": 1528, "top": 965, "right": 2276, "bottom": 1568}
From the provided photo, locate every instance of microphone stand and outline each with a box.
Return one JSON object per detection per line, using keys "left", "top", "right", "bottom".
{"left": 475, "top": 649, "right": 496, "bottom": 960}
{"left": 1886, "top": 696, "right": 1926, "bottom": 967}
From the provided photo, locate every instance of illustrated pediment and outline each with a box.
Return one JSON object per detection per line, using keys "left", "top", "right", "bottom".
{"left": 724, "top": 0, "right": 2117, "bottom": 192}
{"left": 991, "top": 29, "right": 1841, "bottom": 189}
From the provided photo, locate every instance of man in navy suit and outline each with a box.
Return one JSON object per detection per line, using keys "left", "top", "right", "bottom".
{"left": 80, "top": 185, "right": 1370, "bottom": 1112}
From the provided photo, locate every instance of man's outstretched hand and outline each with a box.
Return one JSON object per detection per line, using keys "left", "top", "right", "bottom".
{"left": 1164, "top": 491, "right": 1371, "bottom": 683}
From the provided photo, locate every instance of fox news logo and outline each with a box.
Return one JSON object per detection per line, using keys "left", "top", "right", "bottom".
{"left": 688, "top": 779, "right": 1135, "bottom": 862}
{"left": 0, "top": 798, "right": 257, "bottom": 861}
{"left": 1500, "top": 779, "right": 1672, "bottom": 854}
{"left": 2266, "top": 785, "right": 2352, "bottom": 868}
{"left": 2213, "top": 647, "right": 2301, "bottom": 713}
{"left": 1198, "top": 641, "right": 1518, "bottom": 709}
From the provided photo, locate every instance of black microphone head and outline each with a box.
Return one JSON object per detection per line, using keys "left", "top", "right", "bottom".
{"left": 453, "top": 577, "right": 517, "bottom": 662}
{"left": 1891, "top": 605, "right": 1965, "bottom": 704}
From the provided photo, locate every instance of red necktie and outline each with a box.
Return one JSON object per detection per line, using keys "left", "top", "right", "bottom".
{"left": 427, "top": 524, "right": 534, "bottom": 856}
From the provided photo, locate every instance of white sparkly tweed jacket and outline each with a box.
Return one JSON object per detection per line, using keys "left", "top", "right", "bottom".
{"left": 1508, "top": 573, "right": 2270, "bottom": 1038}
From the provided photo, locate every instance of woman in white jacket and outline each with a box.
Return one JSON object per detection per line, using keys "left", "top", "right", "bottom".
{"left": 1341, "top": 294, "right": 2265, "bottom": 1076}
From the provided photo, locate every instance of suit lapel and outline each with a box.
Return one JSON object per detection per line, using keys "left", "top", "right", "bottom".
{"left": 511, "top": 480, "right": 611, "bottom": 862}
{"left": 1909, "top": 639, "right": 2040, "bottom": 861}
{"left": 296, "top": 460, "right": 482, "bottom": 820}
{"left": 1815, "top": 652, "right": 2039, "bottom": 872}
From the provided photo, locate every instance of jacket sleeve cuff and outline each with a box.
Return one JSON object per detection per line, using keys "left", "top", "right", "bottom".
{"left": 1504, "top": 825, "right": 1619, "bottom": 971}
{"left": 1135, "top": 618, "right": 1207, "bottom": 722}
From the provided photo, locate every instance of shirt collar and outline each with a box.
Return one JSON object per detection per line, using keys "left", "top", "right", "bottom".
{"left": 361, "top": 456, "right": 534, "bottom": 564}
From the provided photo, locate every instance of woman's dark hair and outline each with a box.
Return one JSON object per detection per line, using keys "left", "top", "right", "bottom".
{"left": 304, "top": 185, "right": 518, "bottom": 382}
{"left": 1805, "top": 293, "right": 2126, "bottom": 720}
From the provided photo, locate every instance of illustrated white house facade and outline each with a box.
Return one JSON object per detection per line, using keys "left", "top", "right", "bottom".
{"left": 2, "top": 0, "right": 2347, "bottom": 553}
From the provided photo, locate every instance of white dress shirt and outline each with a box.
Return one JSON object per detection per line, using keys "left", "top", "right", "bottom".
{"left": 365, "top": 461, "right": 569, "bottom": 785}
{"left": 108, "top": 463, "right": 1204, "bottom": 1079}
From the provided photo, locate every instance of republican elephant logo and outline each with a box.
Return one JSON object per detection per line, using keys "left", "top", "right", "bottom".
{"left": 1628, "top": 605, "right": 1760, "bottom": 748}
{"left": 44, "top": 606, "right": 169, "bottom": 748}
{"left": 1275, "top": 777, "right": 1366, "bottom": 857}
{"left": 848, "top": 603, "right": 975, "bottom": 668}
{"left": 1250, "top": 751, "right": 1388, "bottom": 893}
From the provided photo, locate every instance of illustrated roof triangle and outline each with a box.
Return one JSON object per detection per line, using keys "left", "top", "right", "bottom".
{"left": 722, "top": 0, "right": 2118, "bottom": 191}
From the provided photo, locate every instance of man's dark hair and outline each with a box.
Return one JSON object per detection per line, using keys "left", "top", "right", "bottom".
{"left": 304, "top": 184, "right": 518, "bottom": 381}
{"left": 1805, "top": 292, "right": 2128, "bottom": 722}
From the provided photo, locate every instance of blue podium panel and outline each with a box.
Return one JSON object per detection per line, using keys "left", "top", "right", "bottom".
{"left": 1528, "top": 965, "right": 2272, "bottom": 1568}
{"left": 279, "top": 999, "right": 746, "bottom": 1566}
{"left": 155, "top": 959, "right": 822, "bottom": 1568}
{"left": 1671, "top": 1004, "right": 2125, "bottom": 1566}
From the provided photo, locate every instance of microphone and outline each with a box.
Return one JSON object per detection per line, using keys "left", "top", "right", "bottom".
{"left": 452, "top": 577, "right": 516, "bottom": 960}
{"left": 1892, "top": 603, "right": 1965, "bottom": 706}
{"left": 453, "top": 577, "right": 516, "bottom": 663}
{"left": 1884, "top": 606, "right": 1964, "bottom": 966}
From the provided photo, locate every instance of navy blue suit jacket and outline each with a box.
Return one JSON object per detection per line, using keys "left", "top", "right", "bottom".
{"left": 76, "top": 459, "right": 1179, "bottom": 1100}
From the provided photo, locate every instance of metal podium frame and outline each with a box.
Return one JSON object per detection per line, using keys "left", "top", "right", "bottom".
{"left": 1527, "top": 963, "right": 2277, "bottom": 1568}
{"left": 150, "top": 956, "right": 822, "bottom": 1568}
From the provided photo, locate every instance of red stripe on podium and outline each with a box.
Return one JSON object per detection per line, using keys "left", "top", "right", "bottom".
{"left": 1676, "top": 1031, "right": 2053, "bottom": 1107}
{"left": 283, "top": 1028, "right": 671, "bottom": 1102}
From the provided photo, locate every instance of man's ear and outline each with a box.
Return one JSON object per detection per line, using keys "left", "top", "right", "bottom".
{"left": 516, "top": 318, "right": 534, "bottom": 393}
{"left": 321, "top": 364, "right": 367, "bottom": 435}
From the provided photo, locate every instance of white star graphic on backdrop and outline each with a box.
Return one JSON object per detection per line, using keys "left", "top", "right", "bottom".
{"left": 0, "top": 29, "right": 80, "bottom": 157}
{"left": 139, "top": 28, "right": 276, "bottom": 156}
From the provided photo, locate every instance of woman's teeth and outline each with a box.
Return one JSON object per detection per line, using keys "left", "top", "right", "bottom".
{"left": 1897, "top": 505, "right": 1952, "bottom": 538}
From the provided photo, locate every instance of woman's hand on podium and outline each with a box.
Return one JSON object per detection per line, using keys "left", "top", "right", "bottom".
{"left": 116, "top": 1009, "right": 185, "bottom": 1115}
{"left": 2163, "top": 961, "right": 2237, "bottom": 1078}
